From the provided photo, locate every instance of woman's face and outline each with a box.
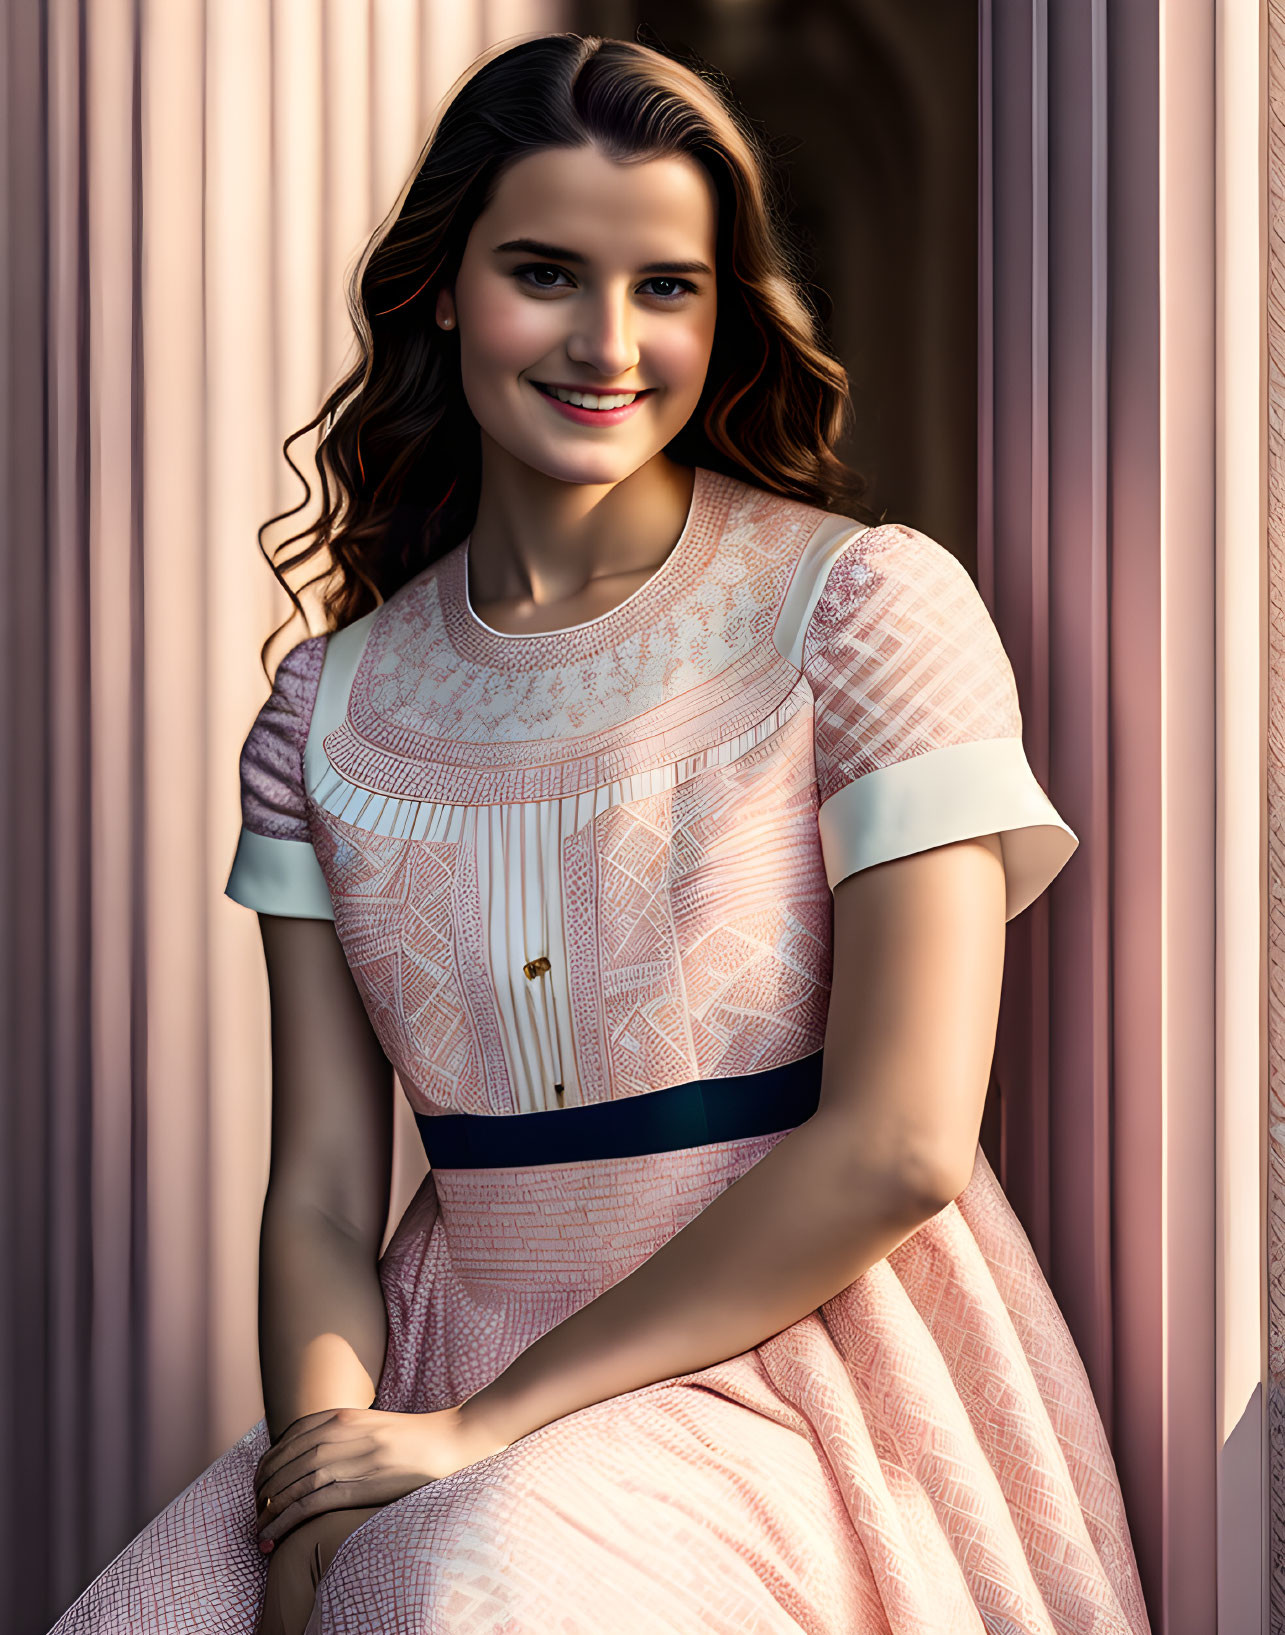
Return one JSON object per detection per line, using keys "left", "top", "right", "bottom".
{"left": 437, "top": 143, "right": 719, "bottom": 487}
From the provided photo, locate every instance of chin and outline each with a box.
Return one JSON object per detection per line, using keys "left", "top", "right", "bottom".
{"left": 518, "top": 445, "right": 654, "bottom": 486}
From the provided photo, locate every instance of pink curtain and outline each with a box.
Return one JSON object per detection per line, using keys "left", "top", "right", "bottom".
{"left": 0, "top": 4, "right": 565, "bottom": 1629}
{"left": 1267, "top": 5, "right": 1285, "bottom": 1630}
{"left": 5, "top": 1, "right": 1263, "bottom": 1631}
{"left": 985, "top": 4, "right": 1276, "bottom": 1632}
{"left": 983, "top": 0, "right": 1188, "bottom": 1620}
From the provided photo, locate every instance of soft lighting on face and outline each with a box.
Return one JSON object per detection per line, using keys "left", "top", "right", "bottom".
{"left": 443, "top": 143, "right": 719, "bottom": 490}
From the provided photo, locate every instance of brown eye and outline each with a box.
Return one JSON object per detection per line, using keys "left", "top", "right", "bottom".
{"left": 515, "top": 264, "right": 570, "bottom": 289}
{"left": 643, "top": 278, "right": 696, "bottom": 301}
{"left": 512, "top": 265, "right": 697, "bottom": 302}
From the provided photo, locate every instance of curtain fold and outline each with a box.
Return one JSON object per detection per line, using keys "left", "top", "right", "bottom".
{"left": 3, "top": 4, "right": 565, "bottom": 1628}
{"left": 984, "top": 3, "right": 1274, "bottom": 1630}
{"left": 7, "top": 3, "right": 1249, "bottom": 1632}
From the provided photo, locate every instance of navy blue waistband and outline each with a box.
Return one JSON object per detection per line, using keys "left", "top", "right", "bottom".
{"left": 414, "top": 1050, "right": 825, "bottom": 1170}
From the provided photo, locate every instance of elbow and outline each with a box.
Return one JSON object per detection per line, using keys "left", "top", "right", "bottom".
{"left": 896, "top": 1147, "right": 977, "bottom": 1215}
{"left": 804, "top": 1107, "right": 979, "bottom": 1223}
{"left": 883, "top": 1175, "right": 959, "bottom": 1227}
{"left": 833, "top": 1141, "right": 976, "bottom": 1224}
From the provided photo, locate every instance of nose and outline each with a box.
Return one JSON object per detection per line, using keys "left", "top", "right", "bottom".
{"left": 564, "top": 287, "right": 640, "bottom": 380}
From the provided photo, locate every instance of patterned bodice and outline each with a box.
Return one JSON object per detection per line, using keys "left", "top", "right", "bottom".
{"left": 225, "top": 465, "right": 1078, "bottom": 1121}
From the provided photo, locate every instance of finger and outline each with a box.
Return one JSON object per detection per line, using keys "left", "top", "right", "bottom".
{"left": 254, "top": 1422, "right": 311, "bottom": 1499}
{"left": 258, "top": 1426, "right": 372, "bottom": 1513}
{"left": 256, "top": 1410, "right": 337, "bottom": 1480}
{"left": 258, "top": 1470, "right": 371, "bottom": 1548}
{"left": 257, "top": 1444, "right": 375, "bottom": 1537}
{"left": 255, "top": 1411, "right": 345, "bottom": 1500}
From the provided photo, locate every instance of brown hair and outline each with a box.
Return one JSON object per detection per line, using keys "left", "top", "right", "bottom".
{"left": 258, "top": 30, "right": 881, "bottom": 670}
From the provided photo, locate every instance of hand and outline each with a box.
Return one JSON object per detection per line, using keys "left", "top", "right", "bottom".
{"left": 252, "top": 1405, "right": 511, "bottom": 1549}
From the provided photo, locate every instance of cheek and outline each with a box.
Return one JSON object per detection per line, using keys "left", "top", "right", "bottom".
{"left": 656, "top": 322, "right": 716, "bottom": 396}
{"left": 462, "top": 286, "right": 556, "bottom": 377}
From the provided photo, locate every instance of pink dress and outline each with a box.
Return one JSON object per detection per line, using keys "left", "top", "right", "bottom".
{"left": 50, "top": 465, "right": 1152, "bottom": 1634}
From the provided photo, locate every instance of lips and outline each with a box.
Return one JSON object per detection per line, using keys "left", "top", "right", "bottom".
{"left": 531, "top": 382, "right": 655, "bottom": 402}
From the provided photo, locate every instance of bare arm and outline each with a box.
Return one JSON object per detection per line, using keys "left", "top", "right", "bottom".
{"left": 256, "top": 913, "right": 396, "bottom": 1444}
{"left": 457, "top": 832, "right": 1008, "bottom": 1450}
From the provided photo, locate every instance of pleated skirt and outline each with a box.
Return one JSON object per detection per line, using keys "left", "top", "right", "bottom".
{"left": 48, "top": 1133, "right": 1152, "bottom": 1634}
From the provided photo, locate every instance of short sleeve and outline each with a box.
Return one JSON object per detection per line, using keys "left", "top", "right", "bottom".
{"left": 801, "top": 523, "right": 1079, "bottom": 921}
{"left": 224, "top": 633, "right": 335, "bottom": 920}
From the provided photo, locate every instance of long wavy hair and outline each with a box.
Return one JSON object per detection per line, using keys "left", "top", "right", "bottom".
{"left": 259, "top": 29, "right": 882, "bottom": 670}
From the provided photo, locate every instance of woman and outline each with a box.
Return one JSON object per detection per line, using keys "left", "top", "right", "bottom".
{"left": 50, "top": 31, "right": 1152, "bottom": 1635}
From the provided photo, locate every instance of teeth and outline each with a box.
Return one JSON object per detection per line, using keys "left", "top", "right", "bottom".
{"left": 542, "top": 384, "right": 639, "bottom": 410}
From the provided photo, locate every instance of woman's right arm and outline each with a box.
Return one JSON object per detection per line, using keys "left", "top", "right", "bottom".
{"left": 256, "top": 912, "right": 395, "bottom": 1445}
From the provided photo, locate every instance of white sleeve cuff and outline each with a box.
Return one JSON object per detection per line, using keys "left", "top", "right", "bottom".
{"left": 817, "top": 736, "right": 1079, "bottom": 922}
{"left": 224, "top": 828, "right": 336, "bottom": 921}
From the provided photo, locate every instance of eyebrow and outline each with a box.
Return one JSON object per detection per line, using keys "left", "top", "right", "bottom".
{"left": 492, "top": 237, "right": 713, "bottom": 277}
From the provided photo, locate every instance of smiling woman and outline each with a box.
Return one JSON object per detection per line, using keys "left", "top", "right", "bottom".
{"left": 49, "top": 28, "right": 1151, "bottom": 1635}
{"left": 432, "top": 141, "right": 723, "bottom": 618}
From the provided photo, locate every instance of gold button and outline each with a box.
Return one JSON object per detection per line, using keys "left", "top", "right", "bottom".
{"left": 523, "top": 955, "right": 552, "bottom": 980}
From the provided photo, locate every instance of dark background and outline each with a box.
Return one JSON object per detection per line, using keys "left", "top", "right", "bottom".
{"left": 572, "top": 0, "right": 979, "bottom": 572}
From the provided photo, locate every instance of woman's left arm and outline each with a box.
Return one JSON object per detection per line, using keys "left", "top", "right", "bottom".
{"left": 457, "top": 830, "right": 1008, "bottom": 1453}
